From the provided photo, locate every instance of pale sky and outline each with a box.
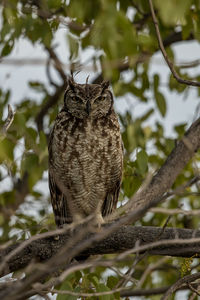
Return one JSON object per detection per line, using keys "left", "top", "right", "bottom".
{"left": 1, "top": 27, "right": 200, "bottom": 137}
{"left": 0, "top": 26, "right": 200, "bottom": 214}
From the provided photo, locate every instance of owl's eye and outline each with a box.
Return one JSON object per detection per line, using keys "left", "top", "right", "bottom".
{"left": 95, "top": 96, "right": 106, "bottom": 102}
{"left": 74, "top": 96, "right": 84, "bottom": 103}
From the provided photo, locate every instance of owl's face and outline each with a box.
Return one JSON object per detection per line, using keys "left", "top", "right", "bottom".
{"left": 64, "top": 79, "right": 113, "bottom": 119}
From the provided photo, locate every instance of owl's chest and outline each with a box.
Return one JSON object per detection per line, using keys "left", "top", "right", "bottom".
{"left": 54, "top": 116, "right": 120, "bottom": 162}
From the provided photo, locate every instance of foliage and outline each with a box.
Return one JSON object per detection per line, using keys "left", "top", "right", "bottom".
{"left": 0, "top": 0, "right": 200, "bottom": 299}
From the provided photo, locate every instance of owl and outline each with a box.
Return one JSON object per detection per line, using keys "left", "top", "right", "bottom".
{"left": 48, "top": 78, "right": 123, "bottom": 227}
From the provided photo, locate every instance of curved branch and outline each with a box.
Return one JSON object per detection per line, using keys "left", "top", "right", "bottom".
{"left": 161, "top": 272, "right": 200, "bottom": 300}
{"left": 35, "top": 82, "right": 66, "bottom": 132}
{"left": 1, "top": 104, "right": 15, "bottom": 136}
{"left": 45, "top": 47, "right": 66, "bottom": 83}
{"left": 127, "top": 117, "right": 200, "bottom": 210}
{"left": 92, "top": 30, "right": 194, "bottom": 83}
{"left": 1, "top": 116, "right": 199, "bottom": 277}
{"left": 148, "top": 0, "right": 200, "bottom": 87}
{"left": 120, "top": 283, "right": 199, "bottom": 297}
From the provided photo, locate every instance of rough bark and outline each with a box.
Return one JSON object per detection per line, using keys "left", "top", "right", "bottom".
{"left": 131, "top": 117, "right": 200, "bottom": 209}
{"left": 1, "top": 225, "right": 200, "bottom": 277}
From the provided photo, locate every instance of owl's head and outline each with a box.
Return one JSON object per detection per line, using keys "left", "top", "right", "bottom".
{"left": 64, "top": 78, "right": 113, "bottom": 119}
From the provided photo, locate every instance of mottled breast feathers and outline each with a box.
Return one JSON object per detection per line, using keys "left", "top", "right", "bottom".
{"left": 48, "top": 78, "right": 123, "bottom": 227}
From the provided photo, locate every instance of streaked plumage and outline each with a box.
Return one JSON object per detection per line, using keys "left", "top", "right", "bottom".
{"left": 48, "top": 78, "right": 123, "bottom": 226}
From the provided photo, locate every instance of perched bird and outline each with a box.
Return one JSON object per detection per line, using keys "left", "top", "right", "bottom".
{"left": 48, "top": 78, "right": 123, "bottom": 227}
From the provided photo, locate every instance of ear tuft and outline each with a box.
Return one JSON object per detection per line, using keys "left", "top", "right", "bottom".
{"left": 68, "top": 77, "right": 75, "bottom": 91}
{"left": 101, "top": 80, "right": 110, "bottom": 92}
{"left": 64, "top": 77, "right": 75, "bottom": 103}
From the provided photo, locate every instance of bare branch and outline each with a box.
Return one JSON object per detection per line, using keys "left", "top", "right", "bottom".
{"left": 44, "top": 287, "right": 128, "bottom": 298}
{"left": 161, "top": 272, "right": 200, "bottom": 300}
{"left": 35, "top": 82, "right": 66, "bottom": 132}
{"left": 120, "top": 283, "right": 199, "bottom": 297}
{"left": 45, "top": 46, "right": 66, "bottom": 83}
{"left": 92, "top": 30, "right": 194, "bottom": 84}
{"left": 188, "top": 283, "right": 200, "bottom": 297}
{"left": 151, "top": 207, "right": 200, "bottom": 216}
{"left": 2, "top": 226, "right": 200, "bottom": 278}
{"left": 148, "top": 0, "right": 200, "bottom": 87}
{"left": 1, "top": 105, "right": 15, "bottom": 136}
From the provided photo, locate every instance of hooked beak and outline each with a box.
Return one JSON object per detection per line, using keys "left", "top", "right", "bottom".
{"left": 86, "top": 101, "right": 91, "bottom": 116}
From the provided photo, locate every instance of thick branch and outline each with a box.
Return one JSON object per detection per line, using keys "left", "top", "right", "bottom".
{"left": 1, "top": 117, "right": 200, "bottom": 276}
{"left": 129, "top": 117, "right": 200, "bottom": 210}
{"left": 2, "top": 225, "right": 200, "bottom": 277}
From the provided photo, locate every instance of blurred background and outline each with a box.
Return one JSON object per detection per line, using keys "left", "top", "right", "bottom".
{"left": 0, "top": 1, "right": 200, "bottom": 299}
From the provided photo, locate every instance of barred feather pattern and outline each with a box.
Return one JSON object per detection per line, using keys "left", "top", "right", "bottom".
{"left": 48, "top": 80, "right": 123, "bottom": 226}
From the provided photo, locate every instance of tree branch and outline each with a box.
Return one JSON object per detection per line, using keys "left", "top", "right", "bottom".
{"left": 161, "top": 272, "right": 200, "bottom": 300}
{"left": 120, "top": 283, "right": 199, "bottom": 297}
{"left": 148, "top": 0, "right": 200, "bottom": 87}
{"left": 0, "top": 116, "right": 199, "bottom": 277}
{"left": 2, "top": 225, "right": 200, "bottom": 277}
{"left": 1, "top": 105, "right": 15, "bottom": 136}
{"left": 35, "top": 46, "right": 67, "bottom": 132}
{"left": 92, "top": 30, "right": 194, "bottom": 83}
{"left": 35, "top": 82, "right": 66, "bottom": 131}
{"left": 126, "top": 117, "right": 200, "bottom": 210}
{"left": 44, "top": 46, "right": 66, "bottom": 83}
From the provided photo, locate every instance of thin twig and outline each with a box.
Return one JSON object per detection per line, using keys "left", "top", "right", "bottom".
{"left": 44, "top": 286, "right": 129, "bottom": 298}
{"left": 161, "top": 272, "right": 200, "bottom": 300}
{"left": 151, "top": 207, "right": 200, "bottom": 216}
{"left": 148, "top": 0, "right": 200, "bottom": 87}
{"left": 120, "top": 283, "right": 199, "bottom": 297}
{"left": 1, "top": 105, "right": 15, "bottom": 136}
{"left": 188, "top": 283, "right": 200, "bottom": 296}
{"left": 45, "top": 46, "right": 66, "bottom": 82}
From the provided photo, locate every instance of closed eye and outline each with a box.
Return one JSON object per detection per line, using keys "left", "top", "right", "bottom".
{"left": 95, "top": 96, "right": 102, "bottom": 102}
{"left": 72, "top": 96, "right": 84, "bottom": 103}
{"left": 94, "top": 96, "right": 106, "bottom": 102}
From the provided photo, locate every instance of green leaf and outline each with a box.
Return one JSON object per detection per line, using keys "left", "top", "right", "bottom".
{"left": 0, "top": 214, "right": 4, "bottom": 226}
{"left": 107, "top": 276, "right": 118, "bottom": 289}
{"left": 29, "top": 81, "right": 48, "bottom": 94}
{"left": 21, "top": 153, "right": 43, "bottom": 189}
{"left": 174, "top": 123, "right": 187, "bottom": 136}
{"left": 154, "top": 91, "right": 167, "bottom": 117}
{"left": 140, "top": 109, "right": 154, "bottom": 122}
{"left": 25, "top": 127, "right": 38, "bottom": 150}
{"left": 153, "top": 74, "right": 159, "bottom": 93}
{"left": 1, "top": 40, "right": 14, "bottom": 56}
{"left": 97, "top": 283, "right": 112, "bottom": 300}
{"left": 154, "top": 0, "right": 192, "bottom": 26}
{"left": 0, "top": 137, "right": 15, "bottom": 162}
{"left": 136, "top": 150, "right": 148, "bottom": 175}
{"left": 68, "top": 34, "right": 79, "bottom": 60}
{"left": 69, "top": 0, "right": 101, "bottom": 23}
{"left": 56, "top": 281, "right": 77, "bottom": 300}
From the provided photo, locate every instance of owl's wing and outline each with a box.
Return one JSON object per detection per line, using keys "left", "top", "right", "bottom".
{"left": 101, "top": 180, "right": 121, "bottom": 217}
{"left": 48, "top": 125, "right": 72, "bottom": 227}
{"left": 49, "top": 170, "right": 72, "bottom": 226}
{"left": 102, "top": 139, "right": 123, "bottom": 217}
